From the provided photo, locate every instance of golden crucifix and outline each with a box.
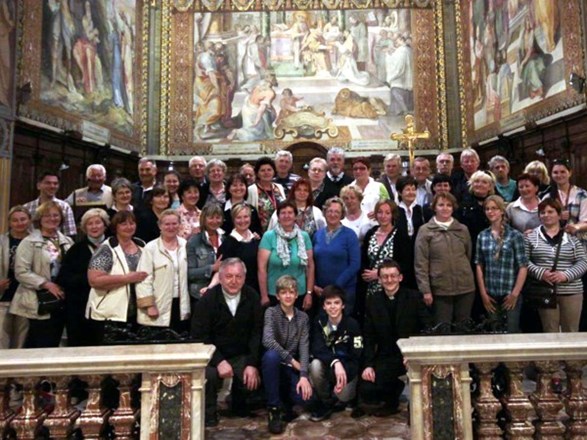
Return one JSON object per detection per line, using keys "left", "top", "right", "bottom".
{"left": 390, "top": 115, "right": 431, "bottom": 168}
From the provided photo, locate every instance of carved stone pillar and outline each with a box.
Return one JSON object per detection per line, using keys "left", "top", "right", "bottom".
{"left": 110, "top": 374, "right": 137, "bottom": 440}
{"left": 77, "top": 375, "right": 110, "bottom": 439}
{"left": 9, "top": 378, "right": 46, "bottom": 440}
{"left": 473, "top": 363, "right": 502, "bottom": 439}
{"left": 43, "top": 376, "right": 80, "bottom": 439}
{"left": 503, "top": 361, "right": 535, "bottom": 439}
{"left": 0, "top": 379, "right": 16, "bottom": 434}
{"left": 530, "top": 361, "right": 565, "bottom": 438}
{"left": 563, "top": 361, "right": 587, "bottom": 439}
{"left": 406, "top": 365, "right": 425, "bottom": 440}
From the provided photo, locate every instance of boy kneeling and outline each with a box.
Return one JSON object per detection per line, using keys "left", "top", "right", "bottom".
{"left": 309, "top": 285, "right": 363, "bottom": 421}
{"left": 262, "top": 275, "right": 313, "bottom": 434}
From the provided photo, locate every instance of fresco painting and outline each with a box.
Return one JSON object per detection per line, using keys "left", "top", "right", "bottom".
{"left": 0, "top": 0, "right": 15, "bottom": 108}
{"left": 192, "top": 9, "right": 415, "bottom": 144}
{"left": 469, "top": 0, "right": 565, "bottom": 130}
{"left": 40, "top": 0, "right": 137, "bottom": 136}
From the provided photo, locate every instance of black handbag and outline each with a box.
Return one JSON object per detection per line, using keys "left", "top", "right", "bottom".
{"left": 523, "top": 238, "right": 563, "bottom": 309}
{"left": 36, "top": 289, "right": 64, "bottom": 315}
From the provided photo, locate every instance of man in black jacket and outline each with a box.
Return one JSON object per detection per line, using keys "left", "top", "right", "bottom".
{"left": 355, "top": 259, "right": 432, "bottom": 417}
{"left": 309, "top": 285, "right": 362, "bottom": 421}
{"left": 191, "top": 258, "right": 263, "bottom": 427}
{"left": 321, "top": 147, "right": 353, "bottom": 200}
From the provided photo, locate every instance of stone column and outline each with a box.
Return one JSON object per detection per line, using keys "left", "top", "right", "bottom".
{"left": 406, "top": 365, "right": 424, "bottom": 440}
{"left": 191, "top": 368, "right": 206, "bottom": 440}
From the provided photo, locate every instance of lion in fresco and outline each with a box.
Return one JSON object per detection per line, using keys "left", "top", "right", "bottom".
{"left": 332, "top": 88, "right": 387, "bottom": 120}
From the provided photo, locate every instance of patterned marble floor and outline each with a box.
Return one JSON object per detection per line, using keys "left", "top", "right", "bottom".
{"left": 205, "top": 404, "right": 411, "bottom": 440}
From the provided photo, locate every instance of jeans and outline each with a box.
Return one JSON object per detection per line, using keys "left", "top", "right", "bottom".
{"left": 262, "top": 350, "right": 311, "bottom": 409}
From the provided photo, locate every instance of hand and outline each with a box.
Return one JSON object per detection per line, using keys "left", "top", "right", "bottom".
{"left": 361, "top": 269, "right": 378, "bottom": 282}
{"left": 200, "top": 287, "right": 210, "bottom": 296}
{"left": 146, "top": 305, "right": 159, "bottom": 318}
{"left": 291, "top": 359, "right": 301, "bottom": 371}
{"left": 523, "top": 229, "right": 533, "bottom": 236}
{"left": 502, "top": 292, "right": 519, "bottom": 311}
{"left": 243, "top": 366, "right": 260, "bottom": 391}
{"left": 550, "top": 271, "right": 568, "bottom": 284}
{"left": 361, "top": 367, "right": 376, "bottom": 383}
{"left": 302, "top": 293, "right": 313, "bottom": 311}
{"left": 480, "top": 293, "right": 496, "bottom": 314}
{"left": 367, "top": 211, "right": 376, "bottom": 220}
{"left": 541, "top": 271, "right": 556, "bottom": 285}
{"left": 260, "top": 294, "right": 270, "bottom": 307}
{"left": 296, "top": 377, "right": 313, "bottom": 401}
{"left": 561, "top": 210, "right": 570, "bottom": 221}
{"left": 42, "top": 281, "right": 64, "bottom": 299}
{"left": 565, "top": 224, "right": 579, "bottom": 235}
{"left": 333, "top": 362, "right": 347, "bottom": 394}
{"left": 128, "top": 271, "right": 148, "bottom": 283}
{"left": 212, "top": 255, "right": 223, "bottom": 273}
{"left": 423, "top": 292, "right": 433, "bottom": 306}
{"left": 313, "top": 286, "right": 324, "bottom": 296}
{"left": 217, "top": 360, "right": 234, "bottom": 379}
{"left": 0, "top": 278, "right": 10, "bottom": 291}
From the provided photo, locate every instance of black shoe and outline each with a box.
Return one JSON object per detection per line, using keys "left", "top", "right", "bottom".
{"left": 332, "top": 400, "right": 346, "bottom": 413}
{"left": 310, "top": 405, "right": 333, "bottom": 422}
{"left": 205, "top": 413, "right": 219, "bottom": 428}
{"left": 373, "top": 405, "right": 401, "bottom": 417}
{"left": 350, "top": 407, "right": 366, "bottom": 419}
{"left": 268, "top": 406, "right": 285, "bottom": 434}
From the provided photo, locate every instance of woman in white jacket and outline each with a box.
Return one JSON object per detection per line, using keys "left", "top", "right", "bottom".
{"left": 136, "top": 209, "right": 190, "bottom": 333}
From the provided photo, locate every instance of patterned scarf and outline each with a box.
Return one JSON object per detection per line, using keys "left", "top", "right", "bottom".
{"left": 274, "top": 223, "right": 308, "bottom": 267}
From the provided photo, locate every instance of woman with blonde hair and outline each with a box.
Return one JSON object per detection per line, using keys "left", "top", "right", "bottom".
{"left": 136, "top": 209, "right": 190, "bottom": 333}
{"left": 475, "top": 196, "right": 528, "bottom": 332}
{"left": 340, "top": 185, "right": 375, "bottom": 241}
{"left": 57, "top": 208, "right": 109, "bottom": 346}
{"left": 0, "top": 206, "right": 31, "bottom": 348}
{"left": 524, "top": 160, "right": 550, "bottom": 198}
{"left": 10, "top": 201, "right": 73, "bottom": 347}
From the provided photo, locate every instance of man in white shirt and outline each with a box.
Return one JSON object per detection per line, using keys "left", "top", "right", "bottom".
{"left": 66, "top": 164, "right": 112, "bottom": 224}
{"left": 411, "top": 157, "right": 432, "bottom": 206}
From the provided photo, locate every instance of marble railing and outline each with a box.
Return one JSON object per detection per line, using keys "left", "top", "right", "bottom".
{"left": 0, "top": 343, "right": 215, "bottom": 439}
{"left": 398, "top": 333, "right": 587, "bottom": 440}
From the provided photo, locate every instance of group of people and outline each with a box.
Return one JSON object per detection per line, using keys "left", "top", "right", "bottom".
{"left": 1, "top": 146, "right": 586, "bottom": 431}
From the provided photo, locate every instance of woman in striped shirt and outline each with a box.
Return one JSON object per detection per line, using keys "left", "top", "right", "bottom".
{"left": 524, "top": 198, "right": 587, "bottom": 332}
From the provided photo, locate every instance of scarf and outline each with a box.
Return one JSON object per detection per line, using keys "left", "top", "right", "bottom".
{"left": 275, "top": 223, "right": 308, "bottom": 267}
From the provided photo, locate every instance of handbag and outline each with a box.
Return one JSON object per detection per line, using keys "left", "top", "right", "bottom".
{"left": 522, "top": 237, "right": 563, "bottom": 309}
{"left": 36, "top": 289, "right": 64, "bottom": 315}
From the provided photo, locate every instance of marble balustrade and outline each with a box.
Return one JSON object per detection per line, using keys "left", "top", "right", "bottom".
{"left": 398, "top": 333, "right": 587, "bottom": 440}
{"left": 0, "top": 343, "right": 215, "bottom": 439}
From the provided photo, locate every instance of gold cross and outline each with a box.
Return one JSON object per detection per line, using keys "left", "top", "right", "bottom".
{"left": 390, "top": 115, "right": 431, "bottom": 168}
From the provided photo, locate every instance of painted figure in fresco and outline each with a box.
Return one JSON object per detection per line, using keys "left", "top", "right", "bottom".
{"left": 386, "top": 34, "right": 413, "bottom": 116}
{"left": 215, "top": 42, "right": 236, "bottom": 128}
{"left": 73, "top": 1, "right": 103, "bottom": 96}
{"left": 275, "top": 88, "right": 302, "bottom": 125}
{"left": 534, "top": 0, "right": 559, "bottom": 53}
{"left": 290, "top": 12, "right": 309, "bottom": 69}
{"left": 348, "top": 15, "right": 368, "bottom": 72}
{"left": 0, "top": 0, "right": 14, "bottom": 107}
{"left": 48, "top": 0, "right": 77, "bottom": 92}
{"left": 518, "top": 15, "right": 547, "bottom": 100}
{"left": 228, "top": 79, "right": 277, "bottom": 141}
{"left": 335, "top": 30, "right": 371, "bottom": 87}
{"left": 107, "top": 0, "right": 126, "bottom": 110}
{"left": 119, "top": 10, "right": 134, "bottom": 115}
{"left": 300, "top": 28, "right": 331, "bottom": 76}
{"left": 194, "top": 41, "right": 228, "bottom": 138}
{"left": 373, "top": 30, "right": 393, "bottom": 83}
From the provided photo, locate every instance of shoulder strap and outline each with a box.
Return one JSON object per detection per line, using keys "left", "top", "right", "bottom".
{"left": 551, "top": 238, "right": 563, "bottom": 271}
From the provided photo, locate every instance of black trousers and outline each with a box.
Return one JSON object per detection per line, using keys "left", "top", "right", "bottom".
{"left": 26, "top": 310, "right": 65, "bottom": 348}
{"left": 358, "top": 355, "right": 405, "bottom": 408}
{"left": 205, "top": 354, "right": 251, "bottom": 416}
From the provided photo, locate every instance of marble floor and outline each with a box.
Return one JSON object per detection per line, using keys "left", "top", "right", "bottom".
{"left": 205, "top": 405, "right": 411, "bottom": 440}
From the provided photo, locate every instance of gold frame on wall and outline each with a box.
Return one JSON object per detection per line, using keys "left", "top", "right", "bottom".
{"left": 17, "top": 0, "right": 150, "bottom": 153}
{"left": 162, "top": 0, "right": 447, "bottom": 158}
{"left": 458, "top": 0, "right": 587, "bottom": 146}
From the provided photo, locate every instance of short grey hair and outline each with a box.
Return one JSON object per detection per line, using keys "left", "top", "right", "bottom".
{"left": 111, "top": 177, "right": 133, "bottom": 195}
{"left": 309, "top": 157, "right": 327, "bottom": 169}
{"left": 384, "top": 153, "right": 402, "bottom": 165}
{"left": 488, "top": 155, "right": 510, "bottom": 170}
{"left": 275, "top": 150, "right": 293, "bottom": 162}
{"left": 206, "top": 158, "right": 227, "bottom": 174}
{"left": 189, "top": 155, "right": 207, "bottom": 167}
{"left": 460, "top": 148, "right": 480, "bottom": 162}
{"left": 219, "top": 257, "right": 247, "bottom": 275}
{"left": 436, "top": 152, "right": 454, "bottom": 164}
{"left": 86, "top": 164, "right": 106, "bottom": 179}
{"left": 138, "top": 157, "right": 156, "bottom": 167}
{"left": 327, "top": 147, "right": 346, "bottom": 160}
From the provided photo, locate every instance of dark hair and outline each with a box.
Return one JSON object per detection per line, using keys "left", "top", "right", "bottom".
{"left": 352, "top": 157, "right": 370, "bottom": 169}
{"left": 276, "top": 200, "right": 298, "bottom": 217}
{"left": 37, "top": 171, "right": 59, "bottom": 183}
{"left": 150, "top": 187, "right": 170, "bottom": 208}
{"left": 254, "top": 156, "right": 277, "bottom": 176}
{"left": 164, "top": 170, "right": 181, "bottom": 181}
{"left": 226, "top": 173, "right": 248, "bottom": 199}
{"left": 177, "top": 179, "right": 200, "bottom": 202}
{"left": 538, "top": 198, "right": 562, "bottom": 215}
{"left": 551, "top": 159, "right": 571, "bottom": 171}
{"left": 377, "top": 259, "right": 402, "bottom": 277}
{"left": 111, "top": 210, "right": 137, "bottom": 234}
{"left": 396, "top": 176, "right": 417, "bottom": 200}
{"left": 287, "top": 178, "right": 314, "bottom": 206}
{"left": 516, "top": 173, "right": 540, "bottom": 188}
{"left": 431, "top": 174, "right": 452, "bottom": 193}
{"left": 321, "top": 285, "right": 346, "bottom": 305}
